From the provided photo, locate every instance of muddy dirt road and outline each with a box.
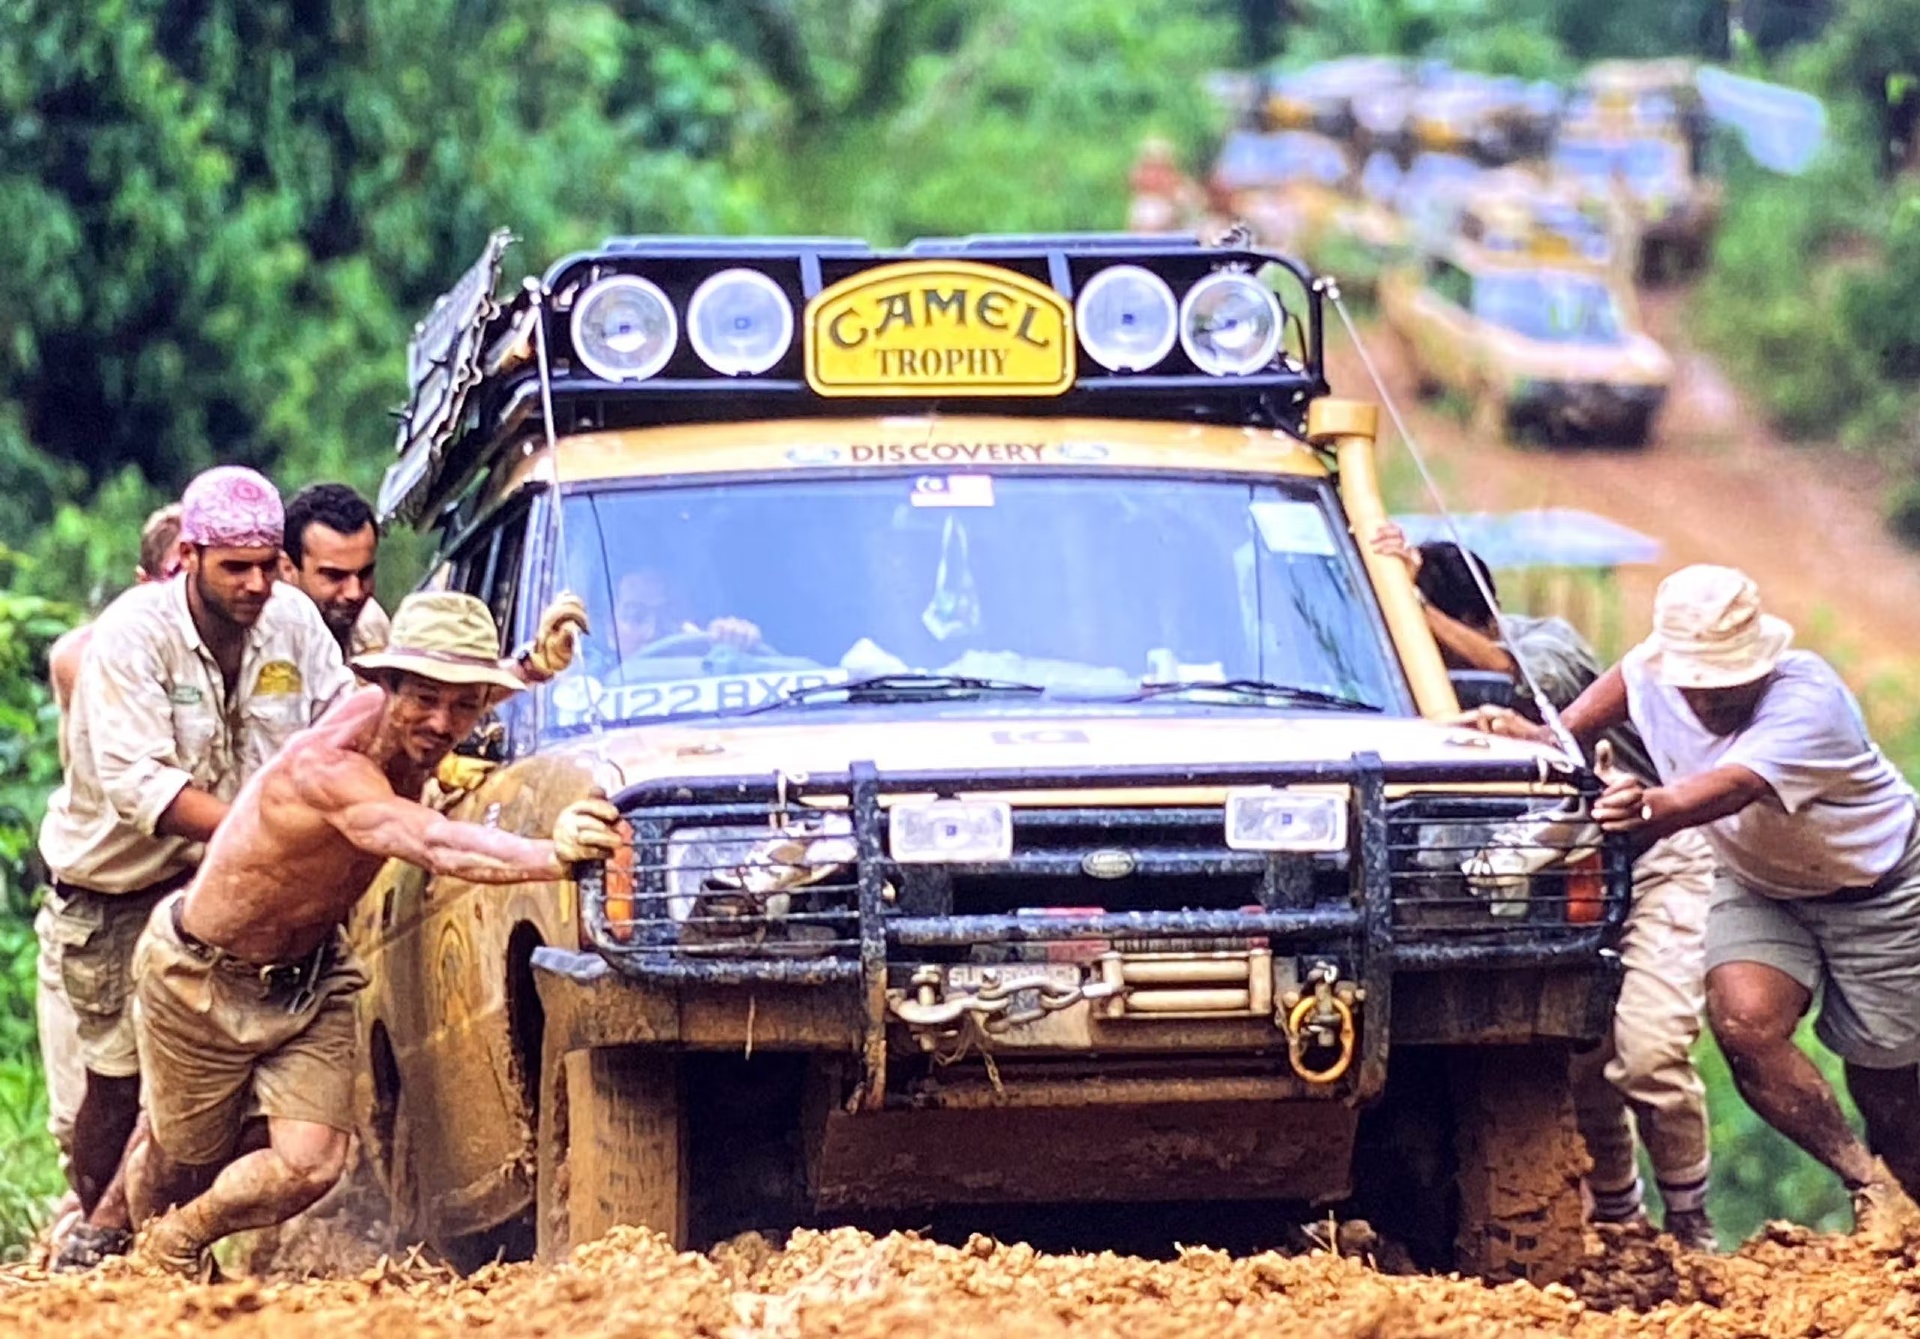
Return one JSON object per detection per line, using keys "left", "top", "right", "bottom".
{"left": 1332, "top": 289, "right": 1920, "bottom": 694}
{"left": 8, "top": 1220, "right": 1920, "bottom": 1338}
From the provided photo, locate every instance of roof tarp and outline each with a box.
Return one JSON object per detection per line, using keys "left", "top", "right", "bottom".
{"left": 1392, "top": 509, "right": 1661, "bottom": 569}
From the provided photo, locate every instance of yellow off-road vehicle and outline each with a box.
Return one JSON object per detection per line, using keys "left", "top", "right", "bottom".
{"left": 1379, "top": 235, "right": 1671, "bottom": 446}
{"left": 1207, "top": 129, "right": 1353, "bottom": 255}
{"left": 353, "top": 231, "right": 1630, "bottom": 1283}
{"left": 1553, "top": 64, "right": 1722, "bottom": 281}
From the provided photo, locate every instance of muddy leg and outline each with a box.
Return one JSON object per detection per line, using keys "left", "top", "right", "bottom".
{"left": 69, "top": 1071, "right": 140, "bottom": 1216}
{"left": 1707, "top": 962, "right": 1878, "bottom": 1187}
{"left": 142, "top": 1119, "right": 349, "bottom": 1274}
{"left": 1846, "top": 1063, "right": 1920, "bottom": 1195}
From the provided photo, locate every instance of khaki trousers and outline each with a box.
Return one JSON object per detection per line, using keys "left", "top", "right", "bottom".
{"left": 1571, "top": 825, "right": 1714, "bottom": 1207}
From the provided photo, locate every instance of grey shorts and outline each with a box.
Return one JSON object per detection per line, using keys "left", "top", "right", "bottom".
{"left": 1705, "top": 827, "right": 1920, "bottom": 1069}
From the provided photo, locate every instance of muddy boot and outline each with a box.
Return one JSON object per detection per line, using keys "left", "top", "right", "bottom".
{"left": 137, "top": 1208, "right": 219, "bottom": 1281}
{"left": 50, "top": 1223, "right": 133, "bottom": 1272}
{"left": 1663, "top": 1208, "right": 1719, "bottom": 1254}
{"left": 1852, "top": 1158, "right": 1920, "bottom": 1253}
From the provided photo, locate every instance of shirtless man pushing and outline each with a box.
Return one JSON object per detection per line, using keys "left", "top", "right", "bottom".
{"left": 125, "top": 590, "right": 615, "bottom": 1273}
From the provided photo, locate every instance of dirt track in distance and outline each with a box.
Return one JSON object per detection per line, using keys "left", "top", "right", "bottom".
{"left": 1332, "top": 288, "right": 1920, "bottom": 693}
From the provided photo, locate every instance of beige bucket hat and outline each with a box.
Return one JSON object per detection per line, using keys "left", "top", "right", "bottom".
{"left": 1638, "top": 564, "right": 1793, "bottom": 689}
{"left": 351, "top": 591, "right": 525, "bottom": 696}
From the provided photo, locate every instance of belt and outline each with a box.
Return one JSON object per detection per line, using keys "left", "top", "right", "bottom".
{"left": 51, "top": 870, "right": 191, "bottom": 903}
{"left": 169, "top": 896, "right": 333, "bottom": 1006}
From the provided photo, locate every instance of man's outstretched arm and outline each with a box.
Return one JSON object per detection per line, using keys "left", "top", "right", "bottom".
{"left": 311, "top": 754, "right": 620, "bottom": 882}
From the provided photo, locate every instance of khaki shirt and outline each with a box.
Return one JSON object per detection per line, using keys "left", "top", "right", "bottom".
{"left": 349, "top": 597, "right": 390, "bottom": 657}
{"left": 38, "top": 579, "right": 352, "bottom": 894}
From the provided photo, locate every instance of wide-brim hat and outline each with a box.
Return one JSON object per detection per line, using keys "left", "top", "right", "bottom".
{"left": 1637, "top": 564, "right": 1793, "bottom": 690}
{"left": 351, "top": 591, "right": 525, "bottom": 697}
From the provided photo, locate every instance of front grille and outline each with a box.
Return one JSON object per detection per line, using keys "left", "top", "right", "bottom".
{"left": 1387, "top": 793, "right": 1624, "bottom": 938}
{"left": 594, "top": 803, "right": 1349, "bottom": 975}
{"left": 907, "top": 807, "right": 1348, "bottom": 919}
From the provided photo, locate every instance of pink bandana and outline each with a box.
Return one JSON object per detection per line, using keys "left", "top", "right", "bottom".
{"left": 179, "top": 466, "right": 284, "bottom": 550}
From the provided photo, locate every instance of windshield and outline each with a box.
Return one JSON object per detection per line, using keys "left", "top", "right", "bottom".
{"left": 1553, "top": 138, "right": 1683, "bottom": 192}
{"left": 1216, "top": 132, "right": 1348, "bottom": 189}
{"left": 1473, "top": 271, "right": 1626, "bottom": 345}
{"left": 544, "top": 472, "right": 1405, "bottom": 733}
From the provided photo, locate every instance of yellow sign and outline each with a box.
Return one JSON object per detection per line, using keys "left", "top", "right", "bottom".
{"left": 805, "top": 260, "right": 1074, "bottom": 398}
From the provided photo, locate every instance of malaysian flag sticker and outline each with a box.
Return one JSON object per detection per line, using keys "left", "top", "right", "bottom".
{"left": 910, "top": 474, "right": 996, "bottom": 508}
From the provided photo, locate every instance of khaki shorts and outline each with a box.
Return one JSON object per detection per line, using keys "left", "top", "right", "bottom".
{"left": 33, "top": 904, "right": 86, "bottom": 1155}
{"left": 45, "top": 881, "right": 177, "bottom": 1079}
{"left": 1705, "top": 825, "right": 1920, "bottom": 1069}
{"left": 131, "top": 894, "right": 369, "bottom": 1166}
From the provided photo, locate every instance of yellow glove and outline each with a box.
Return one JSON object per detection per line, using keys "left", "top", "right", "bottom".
{"left": 524, "top": 592, "right": 590, "bottom": 682}
{"left": 434, "top": 753, "right": 498, "bottom": 793}
{"left": 553, "top": 794, "right": 621, "bottom": 864}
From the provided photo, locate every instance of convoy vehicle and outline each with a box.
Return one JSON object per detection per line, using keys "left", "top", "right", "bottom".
{"left": 1548, "top": 126, "right": 1722, "bottom": 279}
{"left": 1379, "top": 235, "right": 1671, "bottom": 446}
{"left": 353, "top": 231, "right": 1631, "bottom": 1284}
{"left": 1207, "top": 129, "right": 1354, "bottom": 256}
{"left": 1263, "top": 56, "right": 1411, "bottom": 140}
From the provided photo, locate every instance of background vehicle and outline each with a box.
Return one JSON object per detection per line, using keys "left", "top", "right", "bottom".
{"left": 352, "top": 233, "right": 1630, "bottom": 1284}
{"left": 1208, "top": 129, "right": 1354, "bottom": 254}
{"left": 1379, "top": 238, "right": 1672, "bottom": 446}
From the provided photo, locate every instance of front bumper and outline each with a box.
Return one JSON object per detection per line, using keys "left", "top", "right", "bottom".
{"left": 1507, "top": 379, "right": 1666, "bottom": 442}
{"left": 570, "top": 754, "right": 1630, "bottom": 1104}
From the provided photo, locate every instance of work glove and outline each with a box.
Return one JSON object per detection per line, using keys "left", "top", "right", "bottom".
{"left": 553, "top": 792, "right": 622, "bottom": 864}
{"left": 434, "top": 753, "right": 498, "bottom": 794}
{"left": 523, "top": 592, "right": 590, "bottom": 682}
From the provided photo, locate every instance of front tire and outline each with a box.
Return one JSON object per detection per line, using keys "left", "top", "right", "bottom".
{"left": 1450, "top": 1043, "right": 1589, "bottom": 1284}
{"left": 535, "top": 1041, "right": 686, "bottom": 1261}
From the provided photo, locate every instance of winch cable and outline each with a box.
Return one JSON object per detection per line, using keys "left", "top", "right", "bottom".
{"left": 531, "top": 285, "right": 623, "bottom": 784}
{"left": 1324, "top": 284, "right": 1582, "bottom": 762}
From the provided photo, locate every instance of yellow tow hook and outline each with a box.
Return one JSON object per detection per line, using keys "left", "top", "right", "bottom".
{"left": 1283, "top": 966, "right": 1359, "bottom": 1085}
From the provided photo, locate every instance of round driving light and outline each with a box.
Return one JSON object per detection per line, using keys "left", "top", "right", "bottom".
{"left": 687, "top": 268, "right": 794, "bottom": 375}
{"left": 1075, "top": 265, "right": 1178, "bottom": 372}
{"left": 570, "top": 274, "right": 677, "bottom": 381}
{"left": 1179, "top": 271, "right": 1284, "bottom": 376}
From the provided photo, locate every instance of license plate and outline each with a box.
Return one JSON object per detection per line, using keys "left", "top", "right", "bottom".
{"left": 945, "top": 963, "right": 1082, "bottom": 993}
{"left": 554, "top": 669, "right": 850, "bottom": 725}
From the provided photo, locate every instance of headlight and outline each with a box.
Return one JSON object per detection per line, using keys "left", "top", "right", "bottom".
{"left": 571, "top": 274, "right": 677, "bottom": 381}
{"left": 1076, "top": 264, "right": 1178, "bottom": 372}
{"left": 1458, "top": 804, "right": 1603, "bottom": 918}
{"left": 889, "top": 799, "right": 1014, "bottom": 863}
{"left": 687, "top": 268, "right": 794, "bottom": 375}
{"left": 1224, "top": 788, "right": 1347, "bottom": 853}
{"left": 1179, "top": 271, "right": 1284, "bottom": 376}
{"left": 666, "top": 817, "right": 857, "bottom": 922}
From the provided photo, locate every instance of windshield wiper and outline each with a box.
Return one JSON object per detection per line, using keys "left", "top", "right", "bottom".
{"left": 1112, "top": 678, "right": 1383, "bottom": 712}
{"left": 723, "top": 673, "right": 1047, "bottom": 717}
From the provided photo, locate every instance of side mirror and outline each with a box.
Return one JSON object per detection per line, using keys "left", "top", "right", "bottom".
{"left": 1449, "top": 669, "right": 1516, "bottom": 711}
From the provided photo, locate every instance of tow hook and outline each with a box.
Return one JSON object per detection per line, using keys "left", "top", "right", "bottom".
{"left": 1280, "top": 962, "right": 1361, "bottom": 1085}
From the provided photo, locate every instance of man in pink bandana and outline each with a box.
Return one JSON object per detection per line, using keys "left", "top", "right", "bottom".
{"left": 39, "top": 464, "right": 350, "bottom": 1267}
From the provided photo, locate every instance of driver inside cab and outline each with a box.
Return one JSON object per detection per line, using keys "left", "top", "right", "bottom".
{"left": 612, "top": 567, "right": 763, "bottom": 659}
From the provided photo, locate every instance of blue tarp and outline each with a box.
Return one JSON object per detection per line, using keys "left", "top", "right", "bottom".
{"left": 1392, "top": 509, "right": 1662, "bottom": 569}
{"left": 1697, "top": 67, "right": 1828, "bottom": 177}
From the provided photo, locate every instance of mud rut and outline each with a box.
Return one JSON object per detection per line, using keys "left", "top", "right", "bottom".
{"left": 11, "top": 291, "right": 1920, "bottom": 1333}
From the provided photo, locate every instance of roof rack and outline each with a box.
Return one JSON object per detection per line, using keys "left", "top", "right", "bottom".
{"left": 380, "top": 232, "right": 1332, "bottom": 526}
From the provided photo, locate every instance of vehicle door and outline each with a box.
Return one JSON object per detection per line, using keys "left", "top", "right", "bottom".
{"left": 1407, "top": 258, "right": 1478, "bottom": 391}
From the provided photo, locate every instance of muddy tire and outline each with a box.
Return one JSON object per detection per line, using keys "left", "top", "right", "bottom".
{"left": 1449, "top": 1043, "right": 1589, "bottom": 1284}
{"left": 535, "top": 1042, "right": 686, "bottom": 1261}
